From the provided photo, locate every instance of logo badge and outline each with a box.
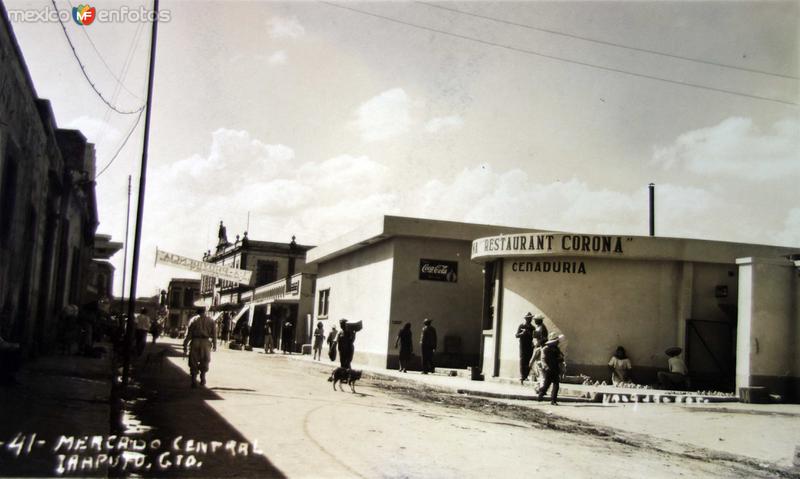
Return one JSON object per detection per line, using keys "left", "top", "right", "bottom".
{"left": 72, "top": 4, "right": 96, "bottom": 25}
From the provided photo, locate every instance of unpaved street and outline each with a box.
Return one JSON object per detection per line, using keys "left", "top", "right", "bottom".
{"left": 122, "top": 339, "right": 779, "bottom": 478}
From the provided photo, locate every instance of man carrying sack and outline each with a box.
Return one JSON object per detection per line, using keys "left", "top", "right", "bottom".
{"left": 183, "top": 308, "right": 217, "bottom": 388}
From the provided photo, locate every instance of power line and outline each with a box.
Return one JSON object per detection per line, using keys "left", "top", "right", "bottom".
{"left": 94, "top": 108, "right": 144, "bottom": 179}
{"left": 320, "top": 2, "right": 798, "bottom": 107}
{"left": 418, "top": 1, "right": 799, "bottom": 81}
{"left": 50, "top": 0, "right": 145, "bottom": 115}
{"left": 102, "top": 22, "right": 146, "bottom": 142}
{"left": 66, "top": 0, "right": 144, "bottom": 100}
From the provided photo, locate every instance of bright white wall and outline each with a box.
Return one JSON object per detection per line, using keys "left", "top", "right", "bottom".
{"left": 313, "top": 241, "right": 394, "bottom": 366}
{"left": 499, "top": 257, "right": 681, "bottom": 378}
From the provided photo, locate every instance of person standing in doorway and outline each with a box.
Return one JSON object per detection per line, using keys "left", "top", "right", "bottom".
{"left": 282, "top": 320, "right": 294, "bottom": 354}
{"left": 537, "top": 332, "right": 565, "bottom": 405}
{"left": 240, "top": 320, "right": 251, "bottom": 348}
{"left": 516, "top": 312, "right": 535, "bottom": 385}
{"left": 420, "top": 318, "right": 437, "bottom": 374}
{"left": 312, "top": 322, "right": 325, "bottom": 361}
{"left": 220, "top": 312, "right": 231, "bottom": 344}
{"left": 395, "top": 322, "right": 413, "bottom": 372}
{"left": 337, "top": 319, "right": 357, "bottom": 369}
{"left": 263, "top": 319, "right": 275, "bottom": 354}
{"left": 183, "top": 308, "right": 217, "bottom": 388}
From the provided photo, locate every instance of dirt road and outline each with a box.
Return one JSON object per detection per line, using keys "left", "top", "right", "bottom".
{"left": 121, "top": 339, "right": 782, "bottom": 478}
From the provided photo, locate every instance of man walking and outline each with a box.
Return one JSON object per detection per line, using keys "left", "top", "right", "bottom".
{"left": 420, "top": 318, "right": 437, "bottom": 374}
{"left": 134, "top": 308, "right": 151, "bottom": 357}
{"left": 337, "top": 319, "right": 356, "bottom": 369}
{"left": 183, "top": 308, "right": 217, "bottom": 388}
{"left": 516, "top": 312, "right": 535, "bottom": 385}
{"left": 537, "top": 332, "right": 564, "bottom": 405}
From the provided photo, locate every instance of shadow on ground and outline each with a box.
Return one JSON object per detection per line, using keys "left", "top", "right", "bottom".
{"left": 112, "top": 342, "right": 286, "bottom": 478}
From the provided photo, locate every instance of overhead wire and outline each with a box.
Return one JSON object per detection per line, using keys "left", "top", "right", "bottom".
{"left": 101, "top": 21, "right": 146, "bottom": 152}
{"left": 320, "top": 1, "right": 798, "bottom": 107}
{"left": 50, "top": 0, "right": 145, "bottom": 114}
{"left": 417, "top": 1, "right": 799, "bottom": 81}
{"left": 94, "top": 107, "right": 145, "bottom": 180}
{"left": 66, "top": 0, "right": 144, "bottom": 100}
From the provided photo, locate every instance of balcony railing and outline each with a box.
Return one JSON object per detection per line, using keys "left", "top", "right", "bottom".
{"left": 243, "top": 272, "right": 307, "bottom": 305}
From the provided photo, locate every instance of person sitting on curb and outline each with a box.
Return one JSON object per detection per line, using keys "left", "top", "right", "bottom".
{"left": 608, "top": 346, "right": 632, "bottom": 386}
{"left": 657, "top": 346, "right": 688, "bottom": 390}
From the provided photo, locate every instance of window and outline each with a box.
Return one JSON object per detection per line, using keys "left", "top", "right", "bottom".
{"left": 318, "top": 289, "right": 330, "bottom": 318}
{"left": 256, "top": 260, "right": 278, "bottom": 286}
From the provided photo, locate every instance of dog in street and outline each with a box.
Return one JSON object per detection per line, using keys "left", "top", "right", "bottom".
{"left": 327, "top": 367, "right": 363, "bottom": 393}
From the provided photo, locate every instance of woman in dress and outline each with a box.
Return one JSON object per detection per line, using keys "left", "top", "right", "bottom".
{"left": 395, "top": 322, "right": 413, "bottom": 372}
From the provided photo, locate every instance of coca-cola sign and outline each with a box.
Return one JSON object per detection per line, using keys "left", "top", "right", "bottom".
{"left": 419, "top": 259, "right": 458, "bottom": 283}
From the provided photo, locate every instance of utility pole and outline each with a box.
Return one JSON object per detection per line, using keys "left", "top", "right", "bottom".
{"left": 119, "top": 175, "right": 132, "bottom": 310}
{"left": 123, "top": 0, "right": 160, "bottom": 388}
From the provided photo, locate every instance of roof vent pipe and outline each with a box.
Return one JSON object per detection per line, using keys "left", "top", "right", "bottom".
{"left": 649, "top": 183, "right": 655, "bottom": 237}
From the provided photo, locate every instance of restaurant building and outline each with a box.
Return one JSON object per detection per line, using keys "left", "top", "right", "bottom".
{"left": 471, "top": 231, "right": 799, "bottom": 400}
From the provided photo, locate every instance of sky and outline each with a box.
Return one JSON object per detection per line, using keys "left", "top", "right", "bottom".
{"left": 6, "top": 0, "right": 800, "bottom": 298}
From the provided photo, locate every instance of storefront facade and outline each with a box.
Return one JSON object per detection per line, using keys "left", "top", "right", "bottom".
{"left": 306, "top": 216, "right": 527, "bottom": 369}
{"left": 472, "top": 232, "right": 799, "bottom": 399}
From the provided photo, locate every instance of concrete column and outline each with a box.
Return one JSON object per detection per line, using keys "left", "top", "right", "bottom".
{"left": 736, "top": 257, "right": 798, "bottom": 400}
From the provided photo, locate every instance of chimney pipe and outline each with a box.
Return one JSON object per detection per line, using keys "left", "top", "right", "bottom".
{"left": 649, "top": 183, "right": 655, "bottom": 236}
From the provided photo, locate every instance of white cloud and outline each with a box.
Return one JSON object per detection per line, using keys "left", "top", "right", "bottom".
{"left": 133, "top": 126, "right": 798, "bottom": 296}
{"left": 653, "top": 117, "right": 800, "bottom": 180}
{"left": 268, "top": 51, "right": 287, "bottom": 65}
{"left": 354, "top": 88, "right": 412, "bottom": 142}
{"left": 425, "top": 115, "right": 464, "bottom": 133}
{"left": 268, "top": 16, "right": 305, "bottom": 39}
{"left": 775, "top": 208, "right": 800, "bottom": 246}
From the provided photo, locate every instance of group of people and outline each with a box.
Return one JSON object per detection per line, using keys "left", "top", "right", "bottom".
{"left": 315, "top": 319, "right": 360, "bottom": 369}
{"left": 394, "top": 318, "right": 438, "bottom": 374}
{"left": 516, "top": 312, "right": 565, "bottom": 404}
{"left": 607, "top": 345, "right": 689, "bottom": 389}
{"left": 314, "top": 317, "right": 439, "bottom": 375}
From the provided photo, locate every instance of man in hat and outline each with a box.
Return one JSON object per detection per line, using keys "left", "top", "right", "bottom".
{"left": 658, "top": 347, "right": 688, "bottom": 390}
{"left": 337, "top": 319, "right": 357, "bottom": 368}
{"left": 516, "top": 313, "right": 535, "bottom": 385}
{"left": 183, "top": 308, "right": 217, "bottom": 388}
{"left": 420, "top": 318, "right": 437, "bottom": 374}
{"left": 537, "top": 332, "right": 564, "bottom": 405}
